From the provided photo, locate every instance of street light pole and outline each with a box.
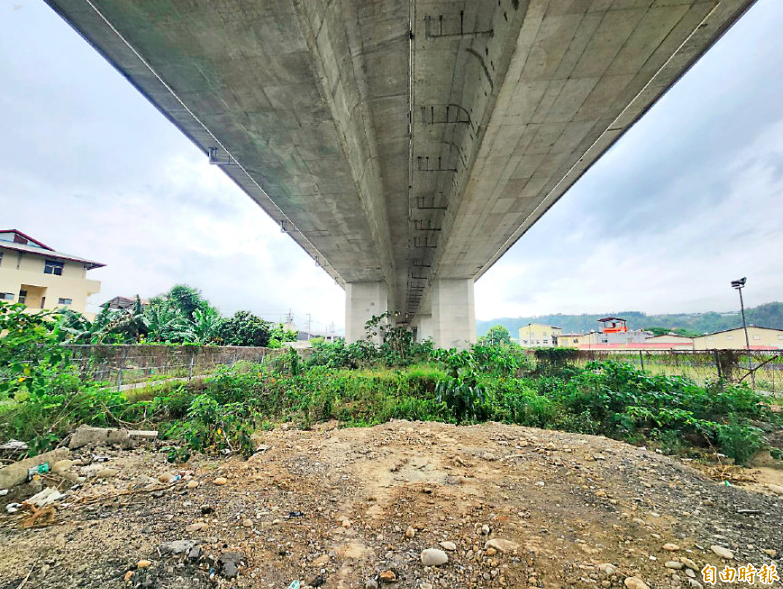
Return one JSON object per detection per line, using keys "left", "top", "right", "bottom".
{"left": 731, "top": 277, "right": 753, "bottom": 387}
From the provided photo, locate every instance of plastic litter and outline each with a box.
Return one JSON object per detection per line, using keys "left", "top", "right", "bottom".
{"left": 26, "top": 463, "right": 50, "bottom": 481}
{"left": 287, "top": 511, "right": 305, "bottom": 519}
{"left": 24, "top": 486, "right": 65, "bottom": 508}
{"left": 0, "top": 489, "right": 8, "bottom": 496}
{"left": 5, "top": 503, "right": 23, "bottom": 513}
{"left": 287, "top": 581, "right": 301, "bottom": 589}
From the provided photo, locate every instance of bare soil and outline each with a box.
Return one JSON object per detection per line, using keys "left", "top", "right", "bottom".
{"left": 1, "top": 420, "right": 781, "bottom": 589}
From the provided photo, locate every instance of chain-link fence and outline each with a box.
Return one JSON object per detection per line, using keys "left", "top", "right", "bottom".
{"left": 566, "top": 349, "right": 783, "bottom": 395}
{"left": 64, "top": 345, "right": 288, "bottom": 390}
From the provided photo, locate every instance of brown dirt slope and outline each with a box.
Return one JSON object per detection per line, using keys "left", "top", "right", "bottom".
{"left": 0, "top": 420, "right": 781, "bottom": 589}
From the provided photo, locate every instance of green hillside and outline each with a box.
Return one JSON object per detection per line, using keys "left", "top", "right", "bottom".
{"left": 477, "top": 302, "right": 783, "bottom": 338}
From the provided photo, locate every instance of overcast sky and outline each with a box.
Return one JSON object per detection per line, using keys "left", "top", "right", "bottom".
{"left": 2, "top": 1, "right": 782, "bottom": 332}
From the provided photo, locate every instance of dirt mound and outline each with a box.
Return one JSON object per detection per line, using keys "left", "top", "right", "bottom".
{"left": 1, "top": 421, "right": 781, "bottom": 589}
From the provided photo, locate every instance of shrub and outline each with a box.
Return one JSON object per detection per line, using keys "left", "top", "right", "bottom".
{"left": 216, "top": 310, "right": 272, "bottom": 347}
{"left": 716, "top": 419, "right": 765, "bottom": 465}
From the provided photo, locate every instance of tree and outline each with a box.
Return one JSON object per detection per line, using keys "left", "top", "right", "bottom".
{"left": 192, "top": 306, "right": 222, "bottom": 343}
{"left": 167, "top": 284, "right": 207, "bottom": 321}
{"left": 143, "top": 299, "right": 194, "bottom": 343}
{"left": 482, "top": 325, "right": 511, "bottom": 346}
{"left": 215, "top": 311, "right": 272, "bottom": 347}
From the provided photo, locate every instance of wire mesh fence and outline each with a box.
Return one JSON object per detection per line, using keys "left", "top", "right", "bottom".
{"left": 63, "top": 345, "right": 288, "bottom": 390}
{"left": 567, "top": 349, "right": 783, "bottom": 395}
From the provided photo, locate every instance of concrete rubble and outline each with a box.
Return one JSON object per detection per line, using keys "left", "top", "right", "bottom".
{"left": 68, "top": 425, "right": 158, "bottom": 450}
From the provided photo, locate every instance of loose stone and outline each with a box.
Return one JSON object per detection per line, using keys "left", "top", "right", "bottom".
{"left": 421, "top": 549, "right": 449, "bottom": 566}
{"left": 710, "top": 545, "right": 734, "bottom": 560}
{"left": 485, "top": 538, "right": 520, "bottom": 553}
{"left": 625, "top": 577, "right": 650, "bottom": 589}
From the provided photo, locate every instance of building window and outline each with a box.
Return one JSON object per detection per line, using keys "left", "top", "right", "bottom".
{"left": 57, "top": 298, "right": 73, "bottom": 305}
{"left": 18, "top": 290, "right": 27, "bottom": 304}
{"left": 778, "top": 335, "right": 783, "bottom": 340}
{"left": 543, "top": 340, "right": 549, "bottom": 345}
{"left": 44, "top": 260, "right": 64, "bottom": 275}
{"left": 0, "top": 252, "right": 3, "bottom": 266}
{"left": 753, "top": 335, "right": 761, "bottom": 340}
{"left": 0, "top": 292, "right": 14, "bottom": 301}
{"left": 726, "top": 335, "right": 734, "bottom": 340}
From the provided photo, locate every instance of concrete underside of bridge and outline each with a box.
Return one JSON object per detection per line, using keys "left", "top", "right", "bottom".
{"left": 47, "top": 0, "right": 755, "bottom": 349}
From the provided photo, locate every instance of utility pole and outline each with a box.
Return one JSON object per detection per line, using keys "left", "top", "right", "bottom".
{"left": 731, "top": 277, "right": 753, "bottom": 387}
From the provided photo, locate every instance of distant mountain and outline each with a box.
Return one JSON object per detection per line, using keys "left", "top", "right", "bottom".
{"left": 477, "top": 302, "right": 783, "bottom": 338}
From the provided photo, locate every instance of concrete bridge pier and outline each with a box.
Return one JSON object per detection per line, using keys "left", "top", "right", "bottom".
{"left": 414, "top": 314, "right": 433, "bottom": 344}
{"left": 345, "top": 281, "right": 388, "bottom": 344}
{"left": 431, "top": 278, "right": 476, "bottom": 351}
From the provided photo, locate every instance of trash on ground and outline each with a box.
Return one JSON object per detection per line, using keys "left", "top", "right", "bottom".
{"left": 23, "top": 487, "right": 65, "bottom": 508}
{"left": 0, "top": 447, "right": 70, "bottom": 489}
{"left": 26, "top": 463, "right": 50, "bottom": 481}
{"left": 21, "top": 505, "right": 56, "bottom": 529}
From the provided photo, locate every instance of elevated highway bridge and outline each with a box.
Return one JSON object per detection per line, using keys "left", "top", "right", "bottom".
{"left": 46, "top": 0, "right": 756, "bottom": 347}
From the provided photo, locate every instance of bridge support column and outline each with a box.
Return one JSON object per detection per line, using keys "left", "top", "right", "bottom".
{"left": 345, "top": 281, "right": 388, "bottom": 344}
{"left": 415, "top": 314, "right": 433, "bottom": 343}
{"left": 432, "top": 278, "right": 476, "bottom": 350}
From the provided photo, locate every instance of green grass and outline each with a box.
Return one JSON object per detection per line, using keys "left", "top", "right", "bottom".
{"left": 2, "top": 347, "right": 781, "bottom": 466}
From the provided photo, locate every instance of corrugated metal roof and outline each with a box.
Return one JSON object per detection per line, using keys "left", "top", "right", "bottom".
{"left": 0, "top": 240, "right": 105, "bottom": 270}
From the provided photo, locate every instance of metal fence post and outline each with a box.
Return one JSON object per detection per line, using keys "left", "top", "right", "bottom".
{"left": 117, "top": 347, "right": 128, "bottom": 392}
{"left": 639, "top": 350, "right": 645, "bottom": 372}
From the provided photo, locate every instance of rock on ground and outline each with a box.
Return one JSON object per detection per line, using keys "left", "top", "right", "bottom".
{"left": 0, "top": 420, "right": 781, "bottom": 589}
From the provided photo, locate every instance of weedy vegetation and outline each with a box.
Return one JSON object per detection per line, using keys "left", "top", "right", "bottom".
{"left": 1, "top": 303, "right": 780, "bottom": 466}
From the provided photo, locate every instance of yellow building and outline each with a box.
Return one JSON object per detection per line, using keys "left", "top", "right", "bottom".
{"left": 555, "top": 333, "right": 584, "bottom": 348}
{"left": 0, "top": 230, "right": 103, "bottom": 316}
{"left": 518, "top": 323, "right": 562, "bottom": 348}
{"left": 692, "top": 326, "right": 783, "bottom": 350}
